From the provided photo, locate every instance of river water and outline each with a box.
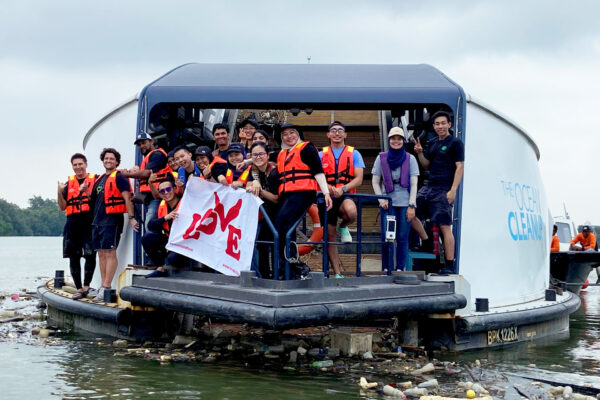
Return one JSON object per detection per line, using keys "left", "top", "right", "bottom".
{"left": 1, "top": 237, "right": 599, "bottom": 398}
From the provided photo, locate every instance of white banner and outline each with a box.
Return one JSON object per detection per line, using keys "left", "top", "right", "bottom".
{"left": 166, "top": 177, "right": 263, "bottom": 276}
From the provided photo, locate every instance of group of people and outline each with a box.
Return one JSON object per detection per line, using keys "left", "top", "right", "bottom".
{"left": 59, "top": 111, "right": 465, "bottom": 295}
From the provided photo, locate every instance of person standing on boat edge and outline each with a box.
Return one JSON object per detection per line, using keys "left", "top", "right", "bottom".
{"left": 318, "top": 121, "right": 365, "bottom": 278}
{"left": 120, "top": 133, "right": 170, "bottom": 233}
{"left": 413, "top": 110, "right": 464, "bottom": 274}
{"left": 276, "top": 123, "right": 332, "bottom": 279}
{"left": 551, "top": 224, "right": 560, "bottom": 252}
{"left": 90, "top": 148, "right": 139, "bottom": 302}
{"left": 57, "top": 153, "right": 97, "bottom": 300}
{"left": 371, "top": 127, "right": 420, "bottom": 271}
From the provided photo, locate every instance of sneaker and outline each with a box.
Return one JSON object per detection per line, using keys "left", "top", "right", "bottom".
{"left": 87, "top": 287, "right": 98, "bottom": 297}
{"left": 91, "top": 287, "right": 106, "bottom": 303}
{"left": 334, "top": 273, "right": 345, "bottom": 279}
{"left": 337, "top": 226, "right": 352, "bottom": 243}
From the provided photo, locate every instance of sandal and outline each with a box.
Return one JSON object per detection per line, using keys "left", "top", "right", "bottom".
{"left": 72, "top": 290, "right": 89, "bottom": 300}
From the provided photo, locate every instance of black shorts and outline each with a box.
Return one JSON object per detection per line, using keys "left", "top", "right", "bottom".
{"left": 318, "top": 195, "right": 355, "bottom": 226}
{"left": 416, "top": 186, "right": 453, "bottom": 226}
{"left": 63, "top": 219, "right": 95, "bottom": 258}
{"left": 92, "top": 224, "right": 122, "bottom": 250}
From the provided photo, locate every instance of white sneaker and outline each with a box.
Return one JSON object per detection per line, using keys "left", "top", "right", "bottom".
{"left": 91, "top": 287, "right": 106, "bottom": 303}
{"left": 337, "top": 226, "right": 352, "bottom": 243}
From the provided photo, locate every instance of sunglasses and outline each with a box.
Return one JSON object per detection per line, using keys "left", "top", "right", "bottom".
{"left": 158, "top": 186, "right": 173, "bottom": 195}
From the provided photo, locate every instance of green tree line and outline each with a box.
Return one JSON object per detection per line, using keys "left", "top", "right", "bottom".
{"left": 0, "top": 196, "right": 65, "bottom": 236}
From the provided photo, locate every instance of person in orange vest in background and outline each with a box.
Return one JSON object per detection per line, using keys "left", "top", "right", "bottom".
{"left": 89, "top": 148, "right": 139, "bottom": 302}
{"left": 121, "top": 133, "right": 170, "bottom": 233}
{"left": 57, "top": 153, "right": 97, "bottom": 300}
{"left": 569, "top": 225, "right": 599, "bottom": 283}
{"left": 550, "top": 224, "right": 560, "bottom": 252}
{"left": 143, "top": 178, "right": 190, "bottom": 278}
{"left": 319, "top": 121, "right": 365, "bottom": 278}
{"left": 570, "top": 225, "right": 597, "bottom": 251}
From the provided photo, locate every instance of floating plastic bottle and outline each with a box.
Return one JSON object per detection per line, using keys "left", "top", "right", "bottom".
{"left": 311, "top": 360, "right": 333, "bottom": 368}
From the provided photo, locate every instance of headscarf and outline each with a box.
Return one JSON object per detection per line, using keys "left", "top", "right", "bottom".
{"left": 387, "top": 136, "right": 406, "bottom": 170}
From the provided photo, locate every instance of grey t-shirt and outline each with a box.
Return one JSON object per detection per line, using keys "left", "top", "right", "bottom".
{"left": 371, "top": 153, "right": 419, "bottom": 207}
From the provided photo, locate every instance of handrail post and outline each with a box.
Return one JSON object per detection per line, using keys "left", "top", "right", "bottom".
{"left": 258, "top": 205, "right": 279, "bottom": 280}
{"left": 322, "top": 196, "right": 329, "bottom": 278}
{"left": 356, "top": 197, "right": 363, "bottom": 277}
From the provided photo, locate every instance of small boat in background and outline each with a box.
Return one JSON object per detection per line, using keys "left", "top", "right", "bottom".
{"left": 551, "top": 212, "right": 600, "bottom": 295}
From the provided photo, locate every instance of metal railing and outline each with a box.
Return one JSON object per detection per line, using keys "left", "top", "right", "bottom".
{"left": 256, "top": 193, "right": 395, "bottom": 280}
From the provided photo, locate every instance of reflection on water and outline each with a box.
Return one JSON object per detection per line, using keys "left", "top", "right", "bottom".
{"left": 0, "top": 340, "right": 356, "bottom": 400}
{"left": 1, "top": 237, "right": 600, "bottom": 398}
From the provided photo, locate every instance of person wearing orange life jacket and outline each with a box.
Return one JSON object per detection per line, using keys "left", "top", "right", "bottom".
{"left": 121, "top": 133, "right": 170, "bottom": 233}
{"left": 142, "top": 178, "right": 191, "bottom": 278}
{"left": 274, "top": 123, "right": 332, "bottom": 279}
{"left": 551, "top": 224, "right": 560, "bottom": 253}
{"left": 224, "top": 143, "right": 249, "bottom": 189}
{"left": 89, "top": 148, "right": 138, "bottom": 302}
{"left": 318, "top": 121, "right": 365, "bottom": 278}
{"left": 194, "top": 145, "right": 228, "bottom": 183}
{"left": 57, "top": 153, "right": 97, "bottom": 300}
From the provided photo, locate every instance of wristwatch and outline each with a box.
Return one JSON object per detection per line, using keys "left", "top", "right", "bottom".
{"left": 129, "top": 215, "right": 135, "bottom": 220}
{"left": 408, "top": 203, "right": 417, "bottom": 209}
{"left": 341, "top": 185, "right": 347, "bottom": 193}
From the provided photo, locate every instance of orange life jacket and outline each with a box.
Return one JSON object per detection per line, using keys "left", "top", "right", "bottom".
{"left": 103, "top": 171, "right": 131, "bottom": 214}
{"left": 157, "top": 199, "right": 180, "bottom": 236}
{"left": 65, "top": 173, "right": 96, "bottom": 216}
{"left": 277, "top": 142, "right": 318, "bottom": 195}
{"left": 208, "top": 156, "right": 228, "bottom": 180}
{"left": 321, "top": 145, "right": 356, "bottom": 193}
{"left": 225, "top": 166, "right": 252, "bottom": 185}
{"left": 139, "top": 148, "right": 172, "bottom": 192}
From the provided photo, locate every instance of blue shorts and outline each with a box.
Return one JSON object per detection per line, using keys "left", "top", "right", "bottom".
{"left": 92, "top": 225, "right": 122, "bottom": 250}
{"left": 416, "top": 186, "right": 453, "bottom": 226}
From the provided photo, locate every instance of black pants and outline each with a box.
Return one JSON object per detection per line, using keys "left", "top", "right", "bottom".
{"left": 69, "top": 255, "right": 96, "bottom": 289}
{"left": 63, "top": 218, "right": 96, "bottom": 289}
{"left": 274, "top": 191, "right": 316, "bottom": 277}
{"left": 142, "top": 232, "right": 192, "bottom": 269}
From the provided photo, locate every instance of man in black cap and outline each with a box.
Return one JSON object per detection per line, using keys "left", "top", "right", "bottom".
{"left": 121, "top": 133, "right": 170, "bottom": 233}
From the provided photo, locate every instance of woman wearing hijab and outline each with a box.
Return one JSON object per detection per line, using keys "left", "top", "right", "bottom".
{"left": 371, "top": 127, "right": 420, "bottom": 271}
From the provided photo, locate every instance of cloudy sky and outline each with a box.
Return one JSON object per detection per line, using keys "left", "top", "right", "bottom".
{"left": 1, "top": 0, "right": 598, "bottom": 224}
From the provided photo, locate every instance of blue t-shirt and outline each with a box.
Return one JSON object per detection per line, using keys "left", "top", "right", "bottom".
{"left": 177, "top": 165, "right": 201, "bottom": 186}
{"left": 371, "top": 154, "right": 419, "bottom": 207}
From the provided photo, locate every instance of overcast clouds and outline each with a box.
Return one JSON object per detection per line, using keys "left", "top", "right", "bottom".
{"left": 1, "top": 0, "right": 599, "bottom": 224}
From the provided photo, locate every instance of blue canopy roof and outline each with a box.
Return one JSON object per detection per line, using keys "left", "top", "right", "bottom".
{"left": 141, "top": 63, "right": 465, "bottom": 109}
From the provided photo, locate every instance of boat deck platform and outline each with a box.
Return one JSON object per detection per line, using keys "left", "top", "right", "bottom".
{"left": 119, "top": 270, "right": 467, "bottom": 329}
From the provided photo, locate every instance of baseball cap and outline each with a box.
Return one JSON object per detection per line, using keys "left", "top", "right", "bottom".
{"left": 227, "top": 143, "right": 245, "bottom": 154}
{"left": 328, "top": 121, "right": 346, "bottom": 131}
{"left": 388, "top": 127, "right": 405, "bottom": 139}
{"left": 134, "top": 132, "right": 152, "bottom": 144}
{"left": 239, "top": 118, "right": 259, "bottom": 129}
{"left": 582, "top": 225, "right": 591, "bottom": 232}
